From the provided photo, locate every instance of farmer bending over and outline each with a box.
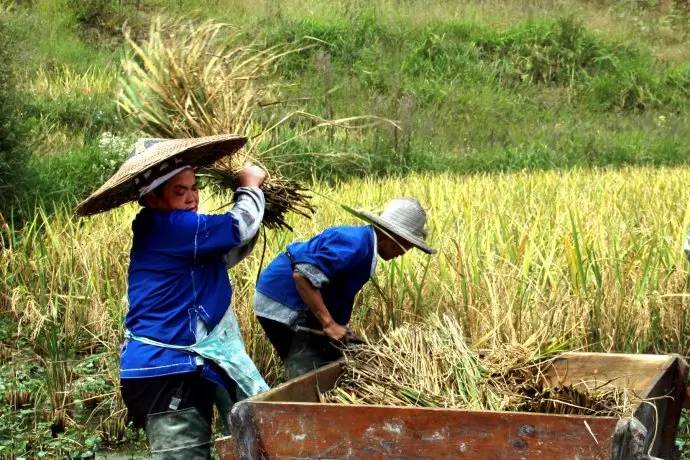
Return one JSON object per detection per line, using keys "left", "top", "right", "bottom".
{"left": 77, "top": 136, "right": 269, "bottom": 459}
{"left": 254, "top": 197, "right": 435, "bottom": 379}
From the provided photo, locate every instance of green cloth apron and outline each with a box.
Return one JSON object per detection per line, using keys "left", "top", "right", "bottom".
{"left": 125, "top": 306, "right": 269, "bottom": 398}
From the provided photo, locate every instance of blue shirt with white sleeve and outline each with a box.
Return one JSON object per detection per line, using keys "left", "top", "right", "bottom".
{"left": 120, "top": 187, "right": 264, "bottom": 387}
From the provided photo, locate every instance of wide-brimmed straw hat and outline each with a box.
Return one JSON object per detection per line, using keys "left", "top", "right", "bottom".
{"left": 75, "top": 134, "right": 247, "bottom": 216}
{"left": 357, "top": 197, "right": 436, "bottom": 254}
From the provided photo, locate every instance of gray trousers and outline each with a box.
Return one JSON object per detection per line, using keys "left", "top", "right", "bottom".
{"left": 257, "top": 315, "right": 342, "bottom": 380}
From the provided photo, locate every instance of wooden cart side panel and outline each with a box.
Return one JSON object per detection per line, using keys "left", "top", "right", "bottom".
{"left": 632, "top": 355, "right": 689, "bottom": 459}
{"left": 250, "top": 361, "right": 342, "bottom": 403}
{"left": 545, "top": 353, "right": 675, "bottom": 395}
{"left": 216, "top": 435, "right": 239, "bottom": 460}
{"left": 229, "top": 401, "right": 618, "bottom": 460}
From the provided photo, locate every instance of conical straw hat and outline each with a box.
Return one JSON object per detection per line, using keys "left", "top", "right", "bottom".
{"left": 75, "top": 134, "right": 247, "bottom": 216}
{"left": 357, "top": 197, "right": 436, "bottom": 254}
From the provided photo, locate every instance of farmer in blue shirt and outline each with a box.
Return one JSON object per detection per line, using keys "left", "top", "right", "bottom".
{"left": 254, "top": 197, "right": 435, "bottom": 379}
{"left": 77, "top": 135, "right": 269, "bottom": 459}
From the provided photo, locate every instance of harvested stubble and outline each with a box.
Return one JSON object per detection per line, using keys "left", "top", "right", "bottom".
{"left": 321, "top": 316, "right": 638, "bottom": 417}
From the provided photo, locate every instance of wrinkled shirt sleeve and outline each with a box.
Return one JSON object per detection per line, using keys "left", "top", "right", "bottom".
{"left": 223, "top": 186, "right": 265, "bottom": 268}
{"left": 294, "top": 263, "right": 329, "bottom": 288}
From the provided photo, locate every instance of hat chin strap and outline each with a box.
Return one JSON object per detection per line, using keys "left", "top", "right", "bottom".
{"left": 138, "top": 166, "right": 191, "bottom": 198}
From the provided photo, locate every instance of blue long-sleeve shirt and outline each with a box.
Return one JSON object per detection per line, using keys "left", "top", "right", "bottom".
{"left": 120, "top": 187, "right": 264, "bottom": 383}
{"left": 255, "top": 225, "right": 376, "bottom": 326}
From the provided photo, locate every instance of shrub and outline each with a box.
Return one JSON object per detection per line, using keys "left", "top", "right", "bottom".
{"left": 0, "top": 19, "right": 30, "bottom": 221}
{"left": 67, "top": 0, "right": 144, "bottom": 44}
{"left": 472, "top": 17, "right": 620, "bottom": 86}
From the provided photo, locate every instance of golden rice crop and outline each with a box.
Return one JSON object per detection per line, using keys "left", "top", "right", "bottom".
{"left": 3, "top": 167, "right": 690, "bottom": 433}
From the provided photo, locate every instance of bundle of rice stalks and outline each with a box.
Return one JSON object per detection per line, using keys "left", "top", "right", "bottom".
{"left": 320, "top": 316, "right": 503, "bottom": 410}
{"left": 321, "top": 315, "right": 638, "bottom": 417}
{"left": 118, "top": 17, "right": 395, "bottom": 229}
{"left": 118, "top": 17, "right": 290, "bottom": 138}
{"left": 118, "top": 17, "right": 311, "bottom": 229}
{"left": 205, "top": 156, "right": 315, "bottom": 231}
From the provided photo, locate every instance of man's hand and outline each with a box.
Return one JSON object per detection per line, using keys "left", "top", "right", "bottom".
{"left": 323, "top": 322, "right": 348, "bottom": 342}
{"left": 238, "top": 164, "right": 266, "bottom": 188}
{"left": 344, "top": 327, "right": 366, "bottom": 345}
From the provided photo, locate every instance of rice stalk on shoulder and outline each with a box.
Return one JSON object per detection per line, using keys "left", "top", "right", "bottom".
{"left": 118, "top": 16, "right": 396, "bottom": 230}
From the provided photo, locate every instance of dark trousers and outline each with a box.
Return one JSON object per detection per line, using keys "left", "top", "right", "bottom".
{"left": 121, "top": 370, "right": 216, "bottom": 429}
{"left": 257, "top": 315, "right": 342, "bottom": 380}
{"left": 121, "top": 370, "right": 238, "bottom": 459}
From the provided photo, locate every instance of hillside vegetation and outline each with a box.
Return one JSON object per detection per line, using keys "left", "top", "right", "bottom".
{"left": 1, "top": 0, "right": 689, "bottom": 218}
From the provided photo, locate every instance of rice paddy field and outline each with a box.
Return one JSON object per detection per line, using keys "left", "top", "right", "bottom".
{"left": 2, "top": 0, "right": 690, "bottom": 457}
{"left": 8, "top": 166, "right": 690, "bottom": 366}
{"left": 5, "top": 168, "right": 690, "bottom": 446}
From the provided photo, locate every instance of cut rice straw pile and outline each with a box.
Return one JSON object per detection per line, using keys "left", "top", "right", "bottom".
{"left": 321, "top": 316, "right": 639, "bottom": 417}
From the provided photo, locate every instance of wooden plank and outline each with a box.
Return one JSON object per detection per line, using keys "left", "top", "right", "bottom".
{"left": 216, "top": 435, "right": 239, "bottom": 460}
{"left": 217, "top": 362, "right": 342, "bottom": 458}
{"left": 250, "top": 360, "right": 342, "bottom": 403}
{"left": 229, "top": 401, "right": 618, "bottom": 460}
{"left": 544, "top": 352, "right": 674, "bottom": 396}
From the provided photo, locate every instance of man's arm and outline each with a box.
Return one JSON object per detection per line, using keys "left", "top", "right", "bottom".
{"left": 222, "top": 186, "right": 264, "bottom": 268}
{"left": 228, "top": 186, "right": 265, "bottom": 247}
{"left": 292, "top": 272, "right": 347, "bottom": 341}
{"left": 227, "top": 165, "right": 266, "bottom": 247}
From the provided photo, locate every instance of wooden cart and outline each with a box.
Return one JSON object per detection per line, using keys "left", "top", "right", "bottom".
{"left": 217, "top": 352, "right": 688, "bottom": 459}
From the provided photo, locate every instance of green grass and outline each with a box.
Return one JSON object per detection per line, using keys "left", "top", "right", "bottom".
{"left": 1, "top": 1, "right": 688, "bottom": 192}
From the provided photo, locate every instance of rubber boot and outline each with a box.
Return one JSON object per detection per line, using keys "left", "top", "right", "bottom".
{"left": 145, "top": 407, "right": 212, "bottom": 460}
{"left": 284, "top": 330, "right": 341, "bottom": 380}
